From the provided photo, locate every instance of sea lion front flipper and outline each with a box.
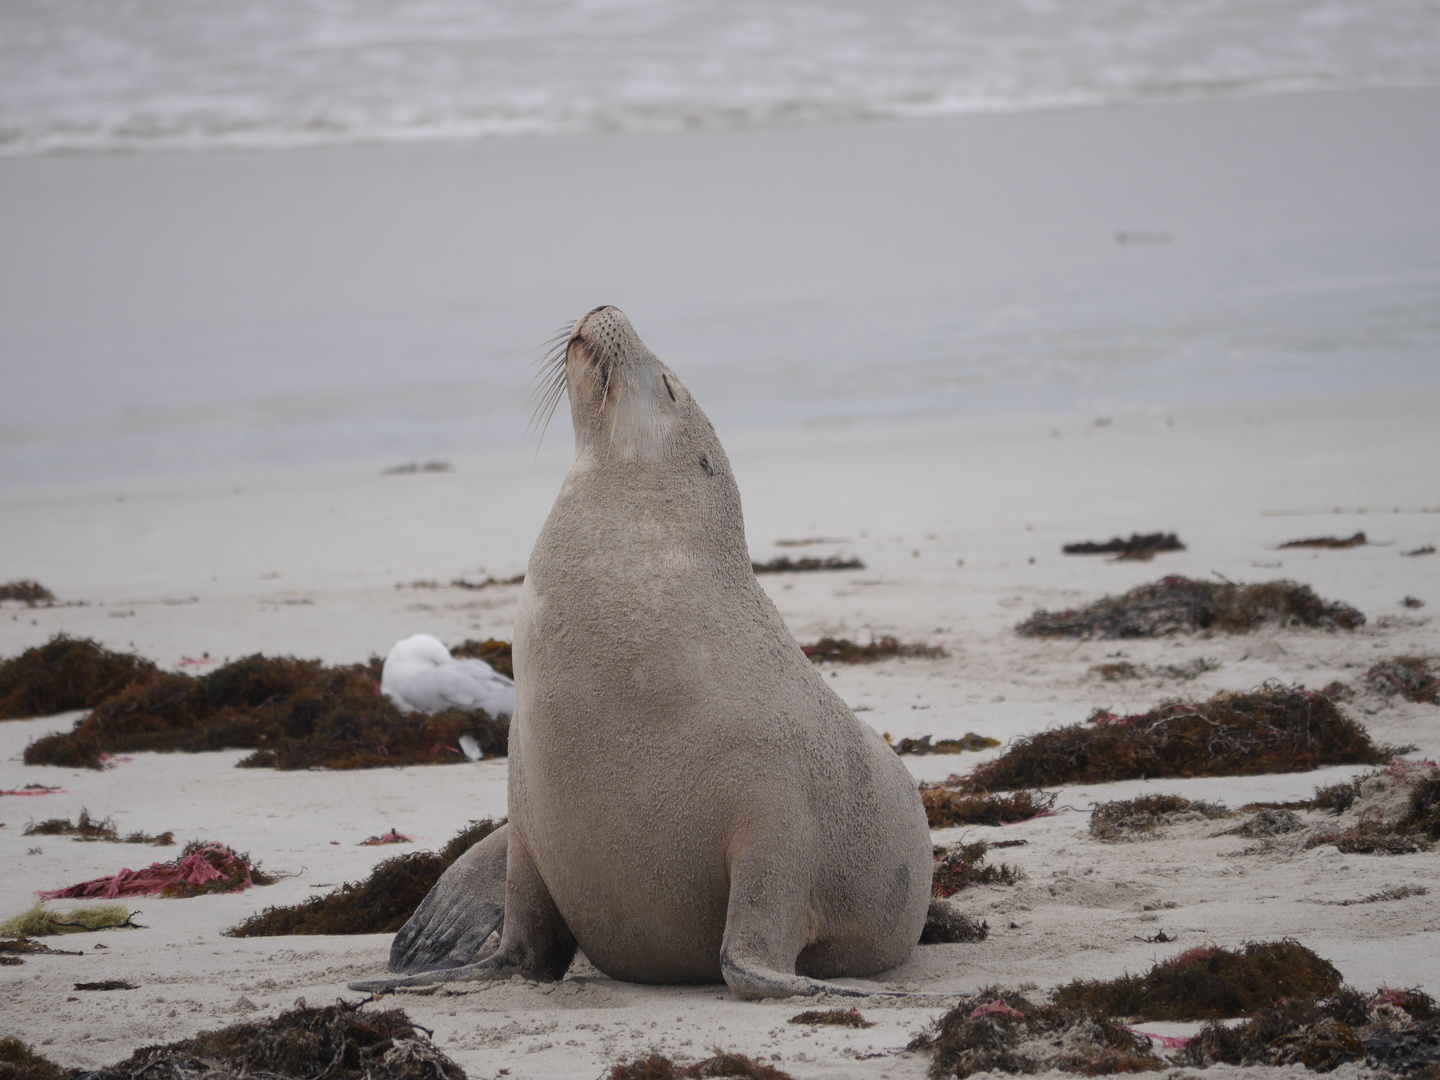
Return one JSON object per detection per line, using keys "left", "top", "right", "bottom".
{"left": 350, "top": 827, "right": 577, "bottom": 994}
{"left": 388, "top": 823, "right": 510, "bottom": 975}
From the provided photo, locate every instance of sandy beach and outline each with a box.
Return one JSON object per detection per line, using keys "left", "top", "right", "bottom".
{"left": 3, "top": 83, "right": 1440, "bottom": 1080}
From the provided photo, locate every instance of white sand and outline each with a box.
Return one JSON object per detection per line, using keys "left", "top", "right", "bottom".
{"left": 3, "top": 384, "right": 1437, "bottom": 1078}
{"left": 3, "top": 87, "right": 1440, "bottom": 1079}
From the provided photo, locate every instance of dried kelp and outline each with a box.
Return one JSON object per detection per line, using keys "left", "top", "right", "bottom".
{"left": 920, "top": 900, "right": 990, "bottom": 945}
{"left": 359, "top": 829, "right": 414, "bottom": 846}
{"left": 1090, "top": 795, "right": 1230, "bottom": 841}
{"left": 1323, "top": 885, "right": 1428, "bottom": 906}
{"left": 1365, "top": 656, "right": 1439, "bottom": 705}
{"left": 1090, "top": 659, "right": 1219, "bottom": 682}
{"left": 608, "top": 1053, "right": 794, "bottom": 1080}
{"left": 227, "top": 819, "right": 503, "bottom": 937}
{"left": 1233, "top": 808, "right": 1305, "bottom": 837}
{"left": 1304, "top": 761, "right": 1440, "bottom": 854}
{"left": 1178, "top": 987, "right": 1440, "bottom": 1074}
{"left": 1063, "top": 533, "right": 1186, "bottom": 561}
{"left": 0, "top": 581, "right": 56, "bottom": 605}
{"left": 74, "top": 998, "right": 466, "bottom": 1080}
{"left": 752, "top": 556, "right": 864, "bottom": 574}
{"left": 0, "top": 635, "right": 156, "bottom": 720}
{"left": 802, "top": 636, "right": 946, "bottom": 663}
{"left": 75, "top": 979, "right": 139, "bottom": 991}
{"left": 23, "top": 809, "right": 173, "bottom": 846}
{"left": 0, "top": 902, "right": 136, "bottom": 936}
{"left": 23, "top": 651, "right": 507, "bottom": 771}
{"left": 960, "top": 685, "right": 1389, "bottom": 794}
{"left": 908, "top": 988, "right": 1165, "bottom": 1079}
{"left": 914, "top": 963, "right": 1440, "bottom": 1079}
{"left": 0, "top": 1037, "right": 65, "bottom": 1080}
{"left": 1053, "top": 941, "right": 1342, "bottom": 1021}
{"left": 449, "top": 575, "right": 524, "bottom": 590}
{"left": 1404, "top": 544, "right": 1436, "bottom": 557}
{"left": 1018, "top": 576, "right": 1364, "bottom": 639}
{"left": 447, "top": 638, "right": 514, "bottom": 679}
{"left": 890, "top": 733, "right": 999, "bottom": 756}
{"left": 921, "top": 788, "right": 1056, "bottom": 829}
{"left": 0, "top": 937, "right": 85, "bottom": 957}
{"left": 789, "top": 1008, "right": 875, "bottom": 1028}
{"left": 1279, "top": 532, "right": 1367, "bottom": 549}
{"left": 41, "top": 841, "right": 274, "bottom": 900}
{"left": 932, "top": 841, "right": 1022, "bottom": 897}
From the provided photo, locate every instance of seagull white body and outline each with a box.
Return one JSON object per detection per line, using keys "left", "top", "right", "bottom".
{"left": 381, "top": 634, "right": 516, "bottom": 718}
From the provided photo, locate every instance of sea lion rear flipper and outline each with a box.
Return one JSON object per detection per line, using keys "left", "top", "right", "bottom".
{"left": 388, "top": 823, "right": 509, "bottom": 974}
{"left": 350, "top": 826, "right": 577, "bottom": 994}
{"left": 719, "top": 846, "right": 898, "bottom": 1001}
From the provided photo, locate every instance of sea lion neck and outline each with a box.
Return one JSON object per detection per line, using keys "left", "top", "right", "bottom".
{"left": 529, "top": 307, "right": 755, "bottom": 584}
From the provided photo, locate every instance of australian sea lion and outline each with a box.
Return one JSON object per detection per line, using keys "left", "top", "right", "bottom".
{"left": 351, "top": 306, "right": 931, "bottom": 999}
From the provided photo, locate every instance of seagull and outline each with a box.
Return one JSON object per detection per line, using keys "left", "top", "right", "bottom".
{"left": 380, "top": 634, "right": 516, "bottom": 718}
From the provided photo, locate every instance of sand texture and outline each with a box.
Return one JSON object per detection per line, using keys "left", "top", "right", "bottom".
{"left": 3, "top": 380, "right": 1438, "bottom": 1079}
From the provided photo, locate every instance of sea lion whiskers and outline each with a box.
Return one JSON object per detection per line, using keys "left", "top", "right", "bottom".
{"left": 526, "top": 322, "right": 577, "bottom": 447}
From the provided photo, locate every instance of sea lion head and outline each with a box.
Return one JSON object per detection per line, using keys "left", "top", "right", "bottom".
{"left": 533, "top": 306, "right": 712, "bottom": 464}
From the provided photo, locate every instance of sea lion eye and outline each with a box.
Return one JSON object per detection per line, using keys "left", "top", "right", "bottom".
{"left": 699, "top": 453, "right": 713, "bottom": 476}
{"left": 662, "top": 374, "right": 677, "bottom": 402}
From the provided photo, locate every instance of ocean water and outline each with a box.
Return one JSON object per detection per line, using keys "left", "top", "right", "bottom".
{"left": 3, "top": 0, "right": 1440, "bottom": 154}
{"left": 1, "top": 2, "right": 1439, "bottom": 487}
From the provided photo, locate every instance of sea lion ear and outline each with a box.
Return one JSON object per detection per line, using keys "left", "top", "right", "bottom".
{"left": 699, "top": 453, "right": 714, "bottom": 476}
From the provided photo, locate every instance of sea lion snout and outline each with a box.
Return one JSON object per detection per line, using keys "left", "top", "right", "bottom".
{"left": 534, "top": 305, "right": 689, "bottom": 459}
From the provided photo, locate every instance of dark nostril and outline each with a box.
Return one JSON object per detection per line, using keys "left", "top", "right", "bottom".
{"left": 588, "top": 304, "right": 615, "bottom": 315}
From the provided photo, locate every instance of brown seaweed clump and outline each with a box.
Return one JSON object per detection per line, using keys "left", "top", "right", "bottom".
{"left": 752, "top": 555, "right": 864, "bottom": 574}
{"left": 0, "top": 1037, "right": 66, "bottom": 1080}
{"left": 0, "top": 581, "right": 56, "bottom": 606}
{"left": 23, "top": 651, "right": 507, "bottom": 771}
{"left": 0, "top": 937, "right": 86, "bottom": 962}
{"left": 802, "top": 636, "right": 946, "bottom": 663}
{"left": 1178, "top": 987, "right": 1440, "bottom": 1075}
{"left": 608, "top": 1053, "right": 794, "bottom": 1080}
{"left": 920, "top": 900, "right": 990, "bottom": 945}
{"left": 789, "top": 1008, "right": 875, "bottom": 1028}
{"left": 447, "top": 638, "right": 514, "bottom": 679}
{"left": 1063, "top": 533, "right": 1186, "bottom": 561}
{"left": 891, "top": 733, "right": 1000, "bottom": 756}
{"left": 0, "top": 635, "right": 157, "bottom": 720}
{"left": 1017, "top": 576, "right": 1364, "bottom": 639}
{"left": 75, "top": 998, "right": 465, "bottom": 1080}
{"left": 912, "top": 963, "right": 1440, "bottom": 1079}
{"left": 1053, "top": 941, "right": 1343, "bottom": 1021}
{"left": 23, "top": 809, "right": 173, "bottom": 846}
{"left": 1279, "top": 532, "right": 1367, "bottom": 549}
{"left": 921, "top": 788, "right": 1056, "bottom": 829}
{"left": 1304, "top": 760, "right": 1440, "bottom": 855}
{"left": 1090, "top": 659, "right": 1219, "bottom": 682}
{"left": 932, "top": 841, "right": 1023, "bottom": 897}
{"left": 227, "top": 819, "right": 503, "bottom": 937}
{"left": 1365, "top": 656, "right": 1440, "bottom": 705}
{"left": 1090, "top": 795, "right": 1230, "bottom": 842}
{"left": 959, "top": 685, "right": 1390, "bottom": 794}
{"left": 908, "top": 989, "right": 1166, "bottom": 1079}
